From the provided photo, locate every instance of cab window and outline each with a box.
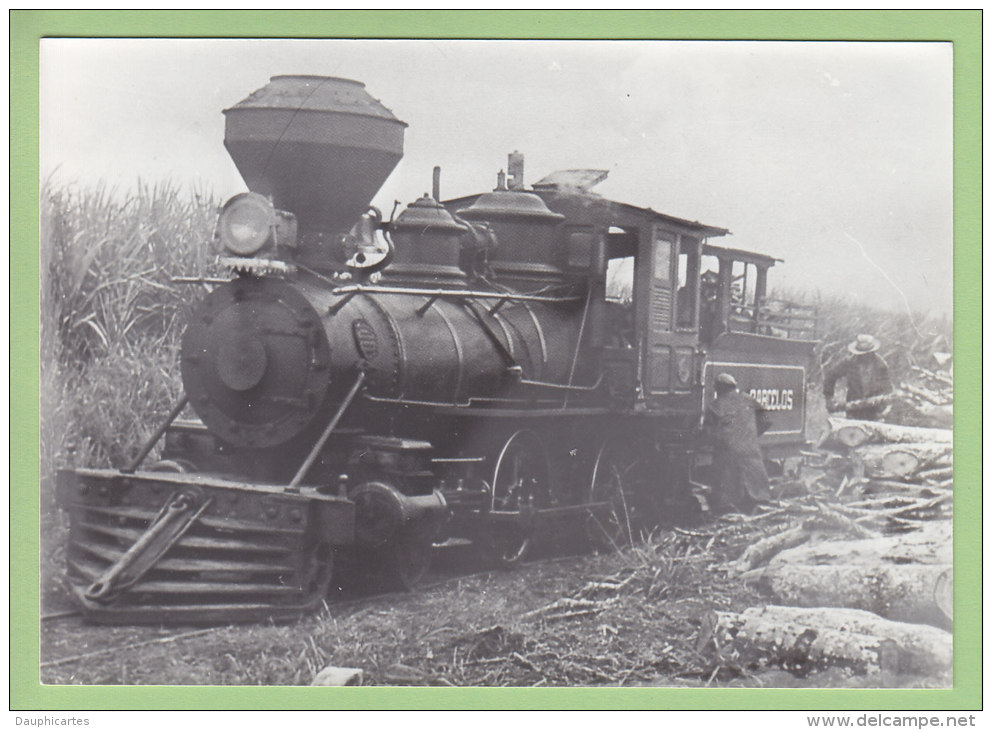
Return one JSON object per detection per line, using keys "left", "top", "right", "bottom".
{"left": 606, "top": 256, "right": 635, "bottom": 305}
{"left": 604, "top": 227, "right": 638, "bottom": 306}
{"left": 730, "top": 260, "right": 759, "bottom": 329}
{"left": 676, "top": 236, "right": 700, "bottom": 329}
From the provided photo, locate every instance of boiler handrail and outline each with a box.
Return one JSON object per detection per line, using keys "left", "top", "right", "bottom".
{"left": 328, "top": 283, "right": 582, "bottom": 304}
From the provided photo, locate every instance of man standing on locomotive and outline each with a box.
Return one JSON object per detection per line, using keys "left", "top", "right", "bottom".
{"left": 704, "top": 373, "right": 772, "bottom": 514}
{"left": 823, "top": 334, "right": 893, "bottom": 421}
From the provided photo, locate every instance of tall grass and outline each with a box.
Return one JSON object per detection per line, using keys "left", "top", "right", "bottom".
{"left": 41, "top": 180, "right": 218, "bottom": 362}
{"left": 40, "top": 180, "right": 219, "bottom": 485}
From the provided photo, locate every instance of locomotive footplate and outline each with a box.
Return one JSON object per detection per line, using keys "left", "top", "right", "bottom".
{"left": 483, "top": 502, "right": 615, "bottom": 523}
{"left": 56, "top": 468, "right": 354, "bottom": 624}
{"left": 443, "top": 500, "right": 615, "bottom": 541}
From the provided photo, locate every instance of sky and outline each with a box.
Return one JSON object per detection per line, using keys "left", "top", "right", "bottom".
{"left": 40, "top": 39, "right": 953, "bottom": 315}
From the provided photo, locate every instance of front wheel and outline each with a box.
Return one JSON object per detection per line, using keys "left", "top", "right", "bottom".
{"left": 381, "top": 530, "right": 433, "bottom": 591}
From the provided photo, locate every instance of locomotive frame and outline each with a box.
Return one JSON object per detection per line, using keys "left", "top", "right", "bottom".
{"left": 56, "top": 75, "right": 819, "bottom": 624}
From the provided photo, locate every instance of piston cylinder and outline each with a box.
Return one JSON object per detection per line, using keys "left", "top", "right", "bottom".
{"left": 349, "top": 481, "right": 447, "bottom": 548}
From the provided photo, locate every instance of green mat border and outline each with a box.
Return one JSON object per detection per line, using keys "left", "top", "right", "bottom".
{"left": 11, "top": 10, "right": 980, "bottom": 711}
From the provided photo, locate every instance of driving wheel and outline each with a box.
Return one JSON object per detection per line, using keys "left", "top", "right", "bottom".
{"left": 489, "top": 430, "right": 550, "bottom": 566}
{"left": 585, "top": 437, "right": 650, "bottom": 549}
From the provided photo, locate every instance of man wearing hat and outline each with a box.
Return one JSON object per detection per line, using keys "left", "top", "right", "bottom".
{"left": 704, "top": 373, "right": 772, "bottom": 514}
{"left": 823, "top": 334, "right": 893, "bottom": 421}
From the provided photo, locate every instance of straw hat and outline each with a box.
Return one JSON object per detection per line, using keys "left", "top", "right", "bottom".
{"left": 848, "top": 334, "right": 881, "bottom": 355}
{"left": 715, "top": 373, "right": 738, "bottom": 389}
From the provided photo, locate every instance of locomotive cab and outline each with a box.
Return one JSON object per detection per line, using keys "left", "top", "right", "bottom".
{"left": 521, "top": 181, "right": 728, "bottom": 420}
{"left": 697, "top": 244, "right": 818, "bottom": 459}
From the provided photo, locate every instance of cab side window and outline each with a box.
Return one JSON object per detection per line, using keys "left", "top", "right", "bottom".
{"left": 605, "top": 255, "right": 635, "bottom": 305}
{"left": 676, "top": 236, "right": 700, "bottom": 329}
{"left": 730, "top": 260, "right": 759, "bottom": 332}
{"left": 604, "top": 227, "right": 638, "bottom": 307}
{"left": 699, "top": 254, "right": 722, "bottom": 342}
{"left": 602, "top": 228, "right": 639, "bottom": 348}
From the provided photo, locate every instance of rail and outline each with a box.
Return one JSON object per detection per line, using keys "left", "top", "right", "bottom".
{"left": 328, "top": 283, "right": 583, "bottom": 305}
{"left": 726, "top": 297, "right": 818, "bottom": 340}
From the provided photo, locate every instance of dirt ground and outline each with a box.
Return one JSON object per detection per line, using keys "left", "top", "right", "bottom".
{"left": 40, "top": 526, "right": 738, "bottom": 686}
{"left": 39, "top": 510, "right": 948, "bottom": 688}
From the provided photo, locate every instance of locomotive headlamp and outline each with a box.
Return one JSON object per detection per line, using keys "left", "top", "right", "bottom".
{"left": 217, "top": 193, "right": 275, "bottom": 256}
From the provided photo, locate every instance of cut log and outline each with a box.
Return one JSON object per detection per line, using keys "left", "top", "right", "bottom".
{"left": 757, "top": 563, "right": 952, "bottom": 629}
{"left": 853, "top": 442, "right": 952, "bottom": 479}
{"left": 917, "top": 466, "right": 954, "bottom": 484}
{"left": 837, "top": 494, "right": 951, "bottom": 522}
{"left": 843, "top": 496, "right": 918, "bottom": 510}
{"left": 732, "top": 525, "right": 811, "bottom": 573}
{"left": 917, "top": 403, "right": 953, "bottom": 429}
{"left": 903, "top": 383, "right": 951, "bottom": 406}
{"left": 810, "top": 502, "right": 877, "bottom": 539}
{"left": 755, "top": 523, "right": 953, "bottom": 628}
{"left": 934, "top": 570, "right": 953, "bottom": 624}
{"left": 864, "top": 480, "right": 943, "bottom": 498}
{"left": 826, "top": 394, "right": 893, "bottom": 416}
{"left": 911, "top": 365, "right": 953, "bottom": 387}
{"left": 888, "top": 494, "right": 952, "bottom": 520}
{"left": 311, "top": 666, "right": 364, "bottom": 686}
{"left": 714, "top": 605, "right": 951, "bottom": 676}
{"left": 768, "top": 522, "right": 952, "bottom": 566}
{"left": 826, "top": 418, "right": 952, "bottom": 449}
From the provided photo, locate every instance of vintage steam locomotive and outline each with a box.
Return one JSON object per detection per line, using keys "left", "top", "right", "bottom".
{"left": 57, "top": 76, "right": 817, "bottom": 623}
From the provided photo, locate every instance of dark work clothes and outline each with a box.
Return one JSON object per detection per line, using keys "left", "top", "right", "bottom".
{"left": 704, "top": 389, "right": 771, "bottom": 512}
{"left": 823, "top": 352, "right": 892, "bottom": 420}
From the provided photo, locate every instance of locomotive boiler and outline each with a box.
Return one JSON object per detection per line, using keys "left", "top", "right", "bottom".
{"left": 57, "top": 76, "right": 818, "bottom": 623}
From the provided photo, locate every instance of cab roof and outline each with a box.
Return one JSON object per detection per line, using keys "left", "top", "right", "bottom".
{"left": 703, "top": 243, "right": 782, "bottom": 268}
{"left": 444, "top": 187, "right": 730, "bottom": 239}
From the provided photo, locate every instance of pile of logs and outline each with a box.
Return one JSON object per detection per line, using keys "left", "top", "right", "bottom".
{"left": 810, "top": 417, "right": 953, "bottom": 534}
{"left": 822, "top": 417, "right": 952, "bottom": 483}
{"left": 711, "top": 417, "right": 953, "bottom": 683}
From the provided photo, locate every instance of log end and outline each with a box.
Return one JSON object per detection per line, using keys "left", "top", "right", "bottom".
{"left": 311, "top": 666, "right": 364, "bottom": 686}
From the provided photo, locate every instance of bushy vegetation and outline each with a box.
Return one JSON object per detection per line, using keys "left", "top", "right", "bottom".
{"left": 770, "top": 288, "right": 952, "bottom": 380}
{"left": 820, "top": 301, "right": 950, "bottom": 378}
{"left": 40, "top": 180, "right": 219, "bottom": 485}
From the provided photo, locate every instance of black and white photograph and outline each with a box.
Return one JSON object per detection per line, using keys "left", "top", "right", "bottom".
{"left": 39, "top": 38, "right": 955, "bottom": 690}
